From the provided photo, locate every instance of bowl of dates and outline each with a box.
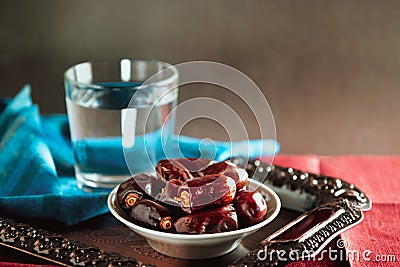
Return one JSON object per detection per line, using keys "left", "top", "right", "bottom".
{"left": 108, "top": 158, "right": 281, "bottom": 259}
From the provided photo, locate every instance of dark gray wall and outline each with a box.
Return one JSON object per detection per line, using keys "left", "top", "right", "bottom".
{"left": 1, "top": 0, "right": 399, "bottom": 155}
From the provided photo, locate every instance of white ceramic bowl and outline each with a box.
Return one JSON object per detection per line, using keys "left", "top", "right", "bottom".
{"left": 107, "top": 179, "right": 281, "bottom": 259}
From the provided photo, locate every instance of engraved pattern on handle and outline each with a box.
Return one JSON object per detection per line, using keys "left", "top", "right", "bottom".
{"left": 230, "top": 199, "right": 364, "bottom": 267}
{"left": 0, "top": 218, "right": 154, "bottom": 267}
{"left": 228, "top": 158, "right": 371, "bottom": 266}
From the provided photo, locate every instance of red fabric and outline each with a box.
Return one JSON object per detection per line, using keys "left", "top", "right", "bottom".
{"left": 269, "top": 155, "right": 400, "bottom": 267}
{"left": 320, "top": 156, "right": 400, "bottom": 267}
{"left": 340, "top": 203, "right": 400, "bottom": 267}
{"left": 272, "top": 155, "right": 321, "bottom": 174}
{"left": 2, "top": 155, "right": 399, "bottom": 267}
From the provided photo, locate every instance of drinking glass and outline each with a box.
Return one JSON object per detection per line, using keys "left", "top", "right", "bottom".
{"left": 64, "top": 59, "right": 179, "bottom": 191}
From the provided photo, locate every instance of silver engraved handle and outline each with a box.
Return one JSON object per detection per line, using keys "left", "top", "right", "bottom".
{"left": 228, "top": 157, "right": 371, "bottom": 266}
{"left": 230, "top": 199, "right": 364, "bottom": 267}
{"left": 0, "top": 217, "right": 152, "bottom": 267}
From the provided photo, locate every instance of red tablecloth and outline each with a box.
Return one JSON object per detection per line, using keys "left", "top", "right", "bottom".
{"left": 2, "top": 155, "right": 399, "bottom": 266}
{"left": 271, "top": 155, "right": 400, "bottom": 267}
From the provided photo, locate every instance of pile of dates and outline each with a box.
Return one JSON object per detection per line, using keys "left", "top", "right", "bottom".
{"left": 116, "top": 158, "right": 268, "bottom": 234}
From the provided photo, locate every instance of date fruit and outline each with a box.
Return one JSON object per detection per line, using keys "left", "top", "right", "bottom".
{"left": 156, "top": 159, "right": 193, "bottom": 182}
{"left": 156, "top": 179, "right": 186, "bottom": 218}
{"left": 116, "top": 158, "right": 270, "bottom": 234}
{"left": 233, "top": 190, "right": 267, "bottom": 227}
{"left": 224, "top": 166, "right": 248, "bottom": 190}
{"left": 174, "top": 204, "right": 238, "bottom": 234}
{"left": 116, "top": 174, "right": 156, "bottom": 211}
{"left": 163, "top": 178, "right": 184, "bottom": 198}
{"left": 201, "top": 161, "right": 230, "bottom": 176}
{"left": 202, "top": 161, "right": 248, "bottom": 190}
{"left": 129, "top": 199, "right": 174, "bottom": 231}
{"left": 175, "top": 174, "right": 236, "bottom": 213}
{"left": 175, "top": 158, "right": 214, "bottom": 175}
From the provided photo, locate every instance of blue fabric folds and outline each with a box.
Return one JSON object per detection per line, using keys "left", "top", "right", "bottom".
{"left": 0, "top": 86, "right": 109, "bottom": 225}
{"left": 0, "top": 86, "right": 279, "bottom": 225}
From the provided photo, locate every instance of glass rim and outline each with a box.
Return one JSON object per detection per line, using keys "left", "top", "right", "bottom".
{"left": 64, "top": 58, "right": 179, "bottom": 90}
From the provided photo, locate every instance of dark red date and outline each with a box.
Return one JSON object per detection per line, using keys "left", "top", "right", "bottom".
{"left": 156, "top": 179, "right": 185, "bottom": 217}
{"left": 174, "top": 205, "right": 238, "bottom": 234}
{"left": 202, "top": 161, "right": 248, "bottom": 190}
{"left": 117, "top": 158, "right": 269, "bottom": 234}
{"left": 129, "top": 199, "right": 174, "bottom": 231}
{"left": 156, "top": 159, "right": 193, "bottom": 181}
{"left": 225, "top": 167, "right": 248, "bottom": 190}
{"left": 233, "top": 190, "right": 267, "bottom": 227}
{"left": 162, "top": 179, "right": 183, "bottom": 199}
{"left": 201, "top": 161, "right": 230, "bottom": 175}
{"left": 175, "top": 158, "right": 214, "bottom": 175}
{"left": 175, "top": 174, "right": 236, "bottom": 213}
{"left": 116, "top": 174, "right": 156, "bottom": 210}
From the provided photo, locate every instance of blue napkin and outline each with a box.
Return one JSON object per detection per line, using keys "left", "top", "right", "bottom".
{"left": 0, "top": 86, "right": 109, "bottom": 225}
{"left": 0, "top": 86, "right": 279, "bottom": 225}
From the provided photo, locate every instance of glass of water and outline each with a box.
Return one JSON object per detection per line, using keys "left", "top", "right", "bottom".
{"left": 64, "top": 59, "right": 179, "bottom": 191}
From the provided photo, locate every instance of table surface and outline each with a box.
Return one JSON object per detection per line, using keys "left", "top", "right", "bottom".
{"left": 0, "top": 208, "right": 348, "bottom": 267}
{"left": 4, "top": 154, "right": 398, "bottom": 267}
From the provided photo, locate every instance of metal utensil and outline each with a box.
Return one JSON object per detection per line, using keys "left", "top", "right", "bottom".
{"left": 0, "top": 217, "right": 152, "bottom": 267}
{"left": 229, "top": 157, "right": 371, "bottom": 266}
